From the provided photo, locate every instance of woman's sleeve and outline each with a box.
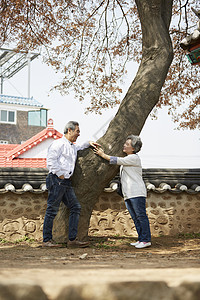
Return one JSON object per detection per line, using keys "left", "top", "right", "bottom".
{"left": 115, "top": 155, "right": 140, "bottom": 166}
{"left": 110, "top": 156, "right": 118, "bottom": 164}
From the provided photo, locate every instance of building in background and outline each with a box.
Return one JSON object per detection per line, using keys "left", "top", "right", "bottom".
{"left": 0, "top": 48, "right": 47, "bottom": 144}
{"left": 180, "top": 8, "right": 200, "bottom": 65}
{"left": 0, "top": 94, "right": 48, "bottom": 144}
{"left": 0, "top": 118, "right": 61, "bottom": 169}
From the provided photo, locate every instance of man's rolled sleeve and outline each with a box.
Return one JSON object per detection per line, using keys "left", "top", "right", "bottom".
{"left": 76, "top": 141, "right": 90, "bottom": 151}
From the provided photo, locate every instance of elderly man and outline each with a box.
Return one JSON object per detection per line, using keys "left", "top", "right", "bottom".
{"left": 43, "top": 121, "right": 99, "bottom": 248}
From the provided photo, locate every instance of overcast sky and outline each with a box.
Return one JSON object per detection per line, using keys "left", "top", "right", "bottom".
{"left": 2, "top": 55, "right": 200, "bottom": 168}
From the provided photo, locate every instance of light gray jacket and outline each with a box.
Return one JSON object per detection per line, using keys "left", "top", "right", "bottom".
{"left": 110, "top": 154, "right": 147, "bottom": 200}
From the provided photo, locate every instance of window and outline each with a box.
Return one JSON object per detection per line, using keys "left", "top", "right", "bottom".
{"left": 0, "top": 110, "right": 15, "bottom": 124}
{"left": 28, "top": 109, "right": 47, "bottom": 127}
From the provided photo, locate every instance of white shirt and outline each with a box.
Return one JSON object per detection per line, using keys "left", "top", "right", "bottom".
{"left": 110, "top": 154, "right": 147, "bottom": 200}
{"left": 47, "top": 136, "right": 90, "bottom": 179}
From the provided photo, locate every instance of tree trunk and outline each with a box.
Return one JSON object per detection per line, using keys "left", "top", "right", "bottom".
{"left": 53, "top": 0, "right": 174, "bottom": 242}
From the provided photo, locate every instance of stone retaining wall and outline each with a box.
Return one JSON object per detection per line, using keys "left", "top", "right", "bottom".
{"left": 0, "top": 281, "right": 200, "bottom": 300}
{"left": 0, "top": 192, "right": 47, "bottom": 241}
{"left": 0, "top": 191, "right": 199, "bottom": 241}
{"left": 90, "top": 191, "right": 200, "bottom": 237}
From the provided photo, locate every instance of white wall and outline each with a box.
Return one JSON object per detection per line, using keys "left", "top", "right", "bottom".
{"left": 19, "top": 138, "right": 55, "bottom": 158}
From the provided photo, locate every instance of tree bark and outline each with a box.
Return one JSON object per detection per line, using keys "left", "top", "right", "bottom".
{"left": 53, "top": 0, "right": 174, "bottom": 242}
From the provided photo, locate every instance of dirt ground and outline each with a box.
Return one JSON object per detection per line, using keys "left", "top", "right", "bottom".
{"left": 0, "top": 234, "right": 200, "bottom": 299}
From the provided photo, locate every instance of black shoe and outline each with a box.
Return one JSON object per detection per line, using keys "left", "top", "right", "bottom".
{"left": 68, "top": 239, "right": 89, "bottom": 248}
{"left": 42, "top": 240, "right": 63, "bottom": 248}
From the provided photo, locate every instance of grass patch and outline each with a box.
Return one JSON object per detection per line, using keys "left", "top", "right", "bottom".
{"left": 177, "top": 232, "right": 200, "bottom": 239}
{"left": 94, "top": 241, "right": 118, "bottom": 250}
{"left": 14, "top": 236, "right": 35, "bottom": 244}
{"left": 0, "top": 236, "right": 35, "bottom": 245}
{"left": 89, "top": 235, "right": 134, "bottom": 249}
{"left": 0, "top": 238, "right": 8, "bottom": 244}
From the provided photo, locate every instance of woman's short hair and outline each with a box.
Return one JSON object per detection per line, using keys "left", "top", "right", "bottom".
{"left": 64, "top": 121, "right": 79, "bottom": 134}
{"left": 126, "top": 135, "right": 142, "bottom": 153}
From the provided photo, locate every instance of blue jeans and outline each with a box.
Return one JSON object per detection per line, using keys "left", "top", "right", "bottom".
{"left": 125, "top": 197, "right": 151, "bottom": 242}
{"left": 43, "top": 173, "right": 81, "bottom": 242}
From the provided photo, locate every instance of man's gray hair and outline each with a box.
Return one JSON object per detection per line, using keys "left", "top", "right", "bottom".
{"left": 64, "top": 121, "right": 79, "bottom": 134}
{"left": 127, "top": 135, "right": 142, "bottom": 153}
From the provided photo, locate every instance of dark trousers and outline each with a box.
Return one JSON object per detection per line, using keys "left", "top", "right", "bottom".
{"left": 125, "top": 197, "right": 151, "bottom": 242}
{"left": 43, "top": 173, "right": 81, "bottom": 242}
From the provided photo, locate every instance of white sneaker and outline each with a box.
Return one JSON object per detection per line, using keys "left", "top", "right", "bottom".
{"left": 135, "top": 242, "right": 151, "bottom": 249}
{"left": 130, "top": 241, "right": 140, "bottom": 246}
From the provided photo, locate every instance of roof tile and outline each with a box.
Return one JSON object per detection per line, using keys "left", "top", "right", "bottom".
{"left": 0, "top": 94, "right": 43, "bottom": 107}
{"left": 0, "top": 119, "right": 62, "bottom": 168}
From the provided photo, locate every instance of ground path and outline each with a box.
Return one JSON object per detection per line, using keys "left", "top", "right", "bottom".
{"left": 0, "top": 235, "right": 199, "bottom": 299}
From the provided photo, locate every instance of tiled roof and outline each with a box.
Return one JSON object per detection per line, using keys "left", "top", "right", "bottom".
{"left": 0, "top": 94, "right": 43, "bottom": 107}
{"left": 0, "top": 167, "right": 48, "bottom": 192}
{"left": 105, "top": 169, "right": 200, "bottom": 195}
{"left": 0, "top": 119, "right": 62, "bottom": 168}
{"left": 0, "top": 155, "right": 47, "bottom": 168}
{"left": 0, "top": 168, "right": 199, "bottom": 194}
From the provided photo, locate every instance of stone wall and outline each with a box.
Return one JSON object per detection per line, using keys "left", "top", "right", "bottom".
{"left": 0, "top": 190, "right": 200, "bottom": 241}
{"left": 89, "top": 191, "right": 200, "bottom": 237}
{"left": 1, "top": 281, "right": 200, "bottom": 300}
{"left": 0, "top": 192, "right": 47, "bottom": 241}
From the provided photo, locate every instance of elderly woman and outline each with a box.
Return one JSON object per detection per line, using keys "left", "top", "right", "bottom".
{"left": 94, "top": 135, "right": 151, "bottom": 249}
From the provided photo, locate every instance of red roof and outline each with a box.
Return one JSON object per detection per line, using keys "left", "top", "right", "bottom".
{"left": 0, "top": 119, "right": 62, "bottom": 168}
